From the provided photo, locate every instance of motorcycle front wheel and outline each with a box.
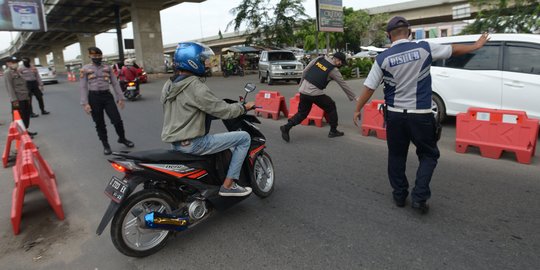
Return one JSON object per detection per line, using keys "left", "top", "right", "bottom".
{"left": 252, "top": 152, "right": 275, "bottom": 198}
{"left": 110, "top": 189, "right": 176, "bottom": 257}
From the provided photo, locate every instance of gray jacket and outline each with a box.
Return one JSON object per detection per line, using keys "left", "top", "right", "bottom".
{"left": 299, "top": 55, "right": 357, "bottom": 101}
{"left": 161, "top": 76, "right": 246, "bottom": 143}
{"left": 4, "top": 68, "right": 29, "bottom": 102}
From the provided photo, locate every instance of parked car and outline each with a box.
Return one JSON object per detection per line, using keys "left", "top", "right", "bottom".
{"left": 36, "top": 66, "right": 58, "bottom": 84}
{"left": 258, "top": 50, "right": 303, "bottom": 85}
{"left": 426, "top": 33, "right": 540, "bottom": 122}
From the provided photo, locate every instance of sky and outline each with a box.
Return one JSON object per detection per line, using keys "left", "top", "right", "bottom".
{"left": 0, "top": 0, "right": 412, "bottom": 61}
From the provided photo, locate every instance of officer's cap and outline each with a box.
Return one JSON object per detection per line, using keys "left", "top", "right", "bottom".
{"left": 6, "top": 56, "right": 19, "bottom": 63}
{"left": 333, "top": 52, "right": 347, "bottom": 65}
{"left": 88, "top": 46, "right": 103, "bottom": 55}
{"left": 386, "top": 16, "right": 410, "bottom": 33}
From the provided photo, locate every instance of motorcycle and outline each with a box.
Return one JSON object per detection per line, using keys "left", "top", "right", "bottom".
{"left": 223, "top": 60, "right": 244, "bottom": 78}
{"left": 96, "top": 83, "right": 275, "bottom": 257}
{"left": 121, "top": 79, "right": 141, "bottom": 101}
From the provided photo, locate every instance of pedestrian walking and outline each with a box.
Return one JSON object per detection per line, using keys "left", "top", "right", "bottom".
{"left": 19, "top": 57, "right": 50, "bottom": 117}
{"left": 4, "top": 56, "right": 37, "bottom": 136}
{"left": 353, "top": 16, "right": 490, "bottom": 213}
{"left": 79, "top": 47, "right": 134, "bottom": 155}
{"left": 280, "top": 52, "right": 357, "bottom": 142}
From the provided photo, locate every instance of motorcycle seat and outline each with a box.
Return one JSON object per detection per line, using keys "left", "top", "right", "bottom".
{"left": 113, "top": 149, "right": 208, "bottom": 162}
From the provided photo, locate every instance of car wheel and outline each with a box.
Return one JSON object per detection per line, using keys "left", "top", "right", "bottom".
{"left": 267, "top": 73, "right": 274, "bottom": 85}
{"left": 296, "top": 79, "right": 301, "bottom": 84}
{"left": 432, "top": 94, "right": 447, "bottom": 123}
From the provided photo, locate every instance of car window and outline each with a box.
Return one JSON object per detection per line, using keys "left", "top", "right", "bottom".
{"left": 268, "top": 52, "right": 296, "bottom": 61}
{"left": 444, "top": 42, "right": 500, "bottom": 70}
{"left": 503, "top": 42, "right": 540, "bottom": 75}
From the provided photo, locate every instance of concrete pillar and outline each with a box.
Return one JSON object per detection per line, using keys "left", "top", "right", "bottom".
{"left": 51, "top": 45, "right": 66, "bottom": 73}
{"left": 38, "top": 53, "right": 48, "bottom": 66}
{"left": 77, "top": 34, "right": 96, "bottom": 65}
{"left": 131, "top": 0, "right": 165, "bottom": 73}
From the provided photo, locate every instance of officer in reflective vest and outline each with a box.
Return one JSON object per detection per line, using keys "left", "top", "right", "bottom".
{"left": 280, "top": 52, "right": 357, "bottom": 142}
{"left": 19, "top": 57, "right": 50, "bottom": 117}
{"left": 353, "top": 16, "right": 490, "bottom": 213}
{"left": 79, "top": 46, "right": 135, "bottom": 155}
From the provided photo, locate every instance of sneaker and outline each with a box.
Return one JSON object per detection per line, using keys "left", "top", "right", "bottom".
{"left": 30, "top": 113, "right": 39, "bottom": 118}
{"left": 103, "top": 146, "right": 112, "bottom": 155}
{"left": 280, "top": 125, "right": 290, "bottom": 142}
{"left": 219, "top": 183, "right": 252, "bottom": 197}
{"left": 394, "top": 197, "right": 406, "bottom": 208}
{"left": 118, "top": 138, "right": 135, "bottom": 148}
{"left": 41, "top": 111, "right": 50, "bottom": 115}
{"left": 328, "top": 130, "right": 344, "bottom": 138}
{"left": 27, "top": 131, "right": 38, "bottom": 136}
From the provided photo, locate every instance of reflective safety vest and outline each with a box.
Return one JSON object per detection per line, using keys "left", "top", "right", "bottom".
{"left": 304, "top": 57, "right": 335, "bottom": 90}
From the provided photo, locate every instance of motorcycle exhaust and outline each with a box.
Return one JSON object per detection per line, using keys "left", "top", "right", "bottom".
{"left": 144, "top": 212, "right": 189, "bottom": 231}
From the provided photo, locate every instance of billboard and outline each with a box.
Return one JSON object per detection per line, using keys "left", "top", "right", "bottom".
{"left": 0, "top": 0, "right": 47, "bottom": 32}
{"left": 316, "top": 0, "right": 343, "bottom": 32}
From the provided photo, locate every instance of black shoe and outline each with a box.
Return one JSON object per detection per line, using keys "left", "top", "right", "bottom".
{"left": 280, "top": 125, "right": 290, "bottom": 142}
{"left": 394, "top": 197, "right": 406, "bottom": 207}
{"left": 103, "top": 146, "right": 112, "bottom": 155}
{"left": 411, "top": 201, "right": 429, "bottom": 214}
{"left": 30, "top": 113, "right": 39, "bottom": 118}
{"left": 118, "top": 138, "right": 135, "bottom": 148}
{"left": 41, "top": 111, "right": 50, "bottom": 115}
{"left": 27, "top": 131, "right": 38, "bottom": 136}
{"left": 328, "top": 130, "right": 344, "bottom": 138}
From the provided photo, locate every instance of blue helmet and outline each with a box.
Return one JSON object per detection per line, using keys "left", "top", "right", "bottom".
{"left": 173, "top": 42, "right": 214, "bottom": 76}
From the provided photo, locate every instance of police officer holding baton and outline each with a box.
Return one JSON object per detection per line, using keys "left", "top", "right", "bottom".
{"left": 353, "top": 16, "right": 489, "bottom": 213}
{"left": 80, "top": 47, "right": 134, "bottom": 155}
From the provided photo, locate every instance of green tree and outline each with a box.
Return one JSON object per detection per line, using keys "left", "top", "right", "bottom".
{"left": 228, "top": 0, "right": 307, "bottom": 47}
{"left": 461, "top": 0, "right": 540, "bottom": 34}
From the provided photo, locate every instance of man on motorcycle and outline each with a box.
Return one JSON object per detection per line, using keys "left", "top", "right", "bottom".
{"left": 161, "top": 42, "right": 256, "bottom": 197}
{"left": 120, "top": 58, "right": 139, "bottom": 88}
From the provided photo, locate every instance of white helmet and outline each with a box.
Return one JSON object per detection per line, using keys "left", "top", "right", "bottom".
{"left": 124, "top": 58, "right": 134, "bottom": 66}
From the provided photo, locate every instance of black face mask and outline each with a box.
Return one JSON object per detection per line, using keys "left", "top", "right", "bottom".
{"left": 23, "top": 61, "right": 31, "bottom": 68}
{"left": 92, "top": 58, "right": 102, "bottom": 65}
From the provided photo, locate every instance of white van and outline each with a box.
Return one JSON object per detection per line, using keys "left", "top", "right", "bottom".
{"left": 425, "top": 33, "right": 540, "bottom": 122}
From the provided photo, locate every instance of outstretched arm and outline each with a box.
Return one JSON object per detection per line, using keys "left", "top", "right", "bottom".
{"left": 451, "top": 32, "right": 490, "bottom": 57}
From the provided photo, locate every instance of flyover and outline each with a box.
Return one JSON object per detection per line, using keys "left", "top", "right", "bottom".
{"left": 0, "top": 0, "right": 206, "bottom": 73}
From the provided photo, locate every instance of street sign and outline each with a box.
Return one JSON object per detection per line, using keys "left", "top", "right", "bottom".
{"left": 0, "top": 0, "right": 47, "bottom": 32}
{"left": 316, "top": 0, "right": 343, "bottom": 33}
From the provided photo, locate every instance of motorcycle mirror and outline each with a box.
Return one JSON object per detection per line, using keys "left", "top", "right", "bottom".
{"left": 244, "top": 83, "right": 256, "bottom": 93}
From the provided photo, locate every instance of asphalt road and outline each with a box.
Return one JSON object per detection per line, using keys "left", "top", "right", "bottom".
{"left": 0, "top": 73, "right": 539, "bottom": 270}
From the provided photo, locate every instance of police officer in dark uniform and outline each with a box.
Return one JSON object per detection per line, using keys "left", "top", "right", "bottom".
{"left": 4, "top": 56, "right": 37, "bottom": 136}
{"left": 79, "top": 47, "right": 134, "bottom": 155}
{"left": 19, "top": 57, "right": 50, "bottom": 117}
{"left": 280, "top": 52, "right": 357, "bottom": 142}
{"left": 354, "top": 16, "right": 490, "bottom": 213}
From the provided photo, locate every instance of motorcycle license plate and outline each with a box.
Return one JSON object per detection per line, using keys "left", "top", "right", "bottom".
{"left": 127, "top": 86, "right": 136, "bottom": 90}
{"left": 104, "top": 176, "right": 128, "bottom": 203}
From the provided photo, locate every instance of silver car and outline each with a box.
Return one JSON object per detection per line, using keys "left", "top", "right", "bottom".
{"left": 37, "top": 66, "right": 58, "bottom": 84}
{"left": 258, "top": 50, "right": 303, "bottom": 85}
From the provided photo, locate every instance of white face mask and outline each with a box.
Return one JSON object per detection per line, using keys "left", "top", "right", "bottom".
{"left": 8, "top": 63, "right": 19, "bottom": 69}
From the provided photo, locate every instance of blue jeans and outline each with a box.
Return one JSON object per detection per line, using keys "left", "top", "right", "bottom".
{"left": 172, "top": 131, "right": 251, "bottom": 180}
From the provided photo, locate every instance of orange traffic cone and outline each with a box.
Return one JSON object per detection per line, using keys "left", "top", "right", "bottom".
{"left": 12, "top": 110, "right": 26, "bottom": 132}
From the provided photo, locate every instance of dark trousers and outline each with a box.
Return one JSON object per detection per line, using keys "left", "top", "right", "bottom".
{"left": 12, "top": 100, "right": 31, "bottom": 128}
{"left": 386, "top": 111, "right": 440, "bottom": 203}
{"left": 88, "top": 91, "right": 126, "bottom": 146}
{"left": 27, "top": 81, "right": 45, "bottom": 114}
{"left": 287, "top": 93, "right": 338, "bottom": 129}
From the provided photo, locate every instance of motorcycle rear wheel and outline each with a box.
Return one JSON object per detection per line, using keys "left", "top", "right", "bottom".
{"left": 252, "top": 152, "right": 275, "bottom": 198}
{"left": 111, "top": 189, "right": 176, "bottom": 257}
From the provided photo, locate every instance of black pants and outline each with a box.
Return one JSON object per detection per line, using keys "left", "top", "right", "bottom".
{"left": 386, "top": 111, "right": 440, "bottom": 203}
{"left": 88, "top": 91, "right": 126, "bottom": 146}
{"left": 12, "top": 100, "right": 31, "bottom": 128}
{"left": 287, "top": 93, "right": 338, "bottom": 129}
{"left": 27, "top": 80, "right": 45, "bottom": 114}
